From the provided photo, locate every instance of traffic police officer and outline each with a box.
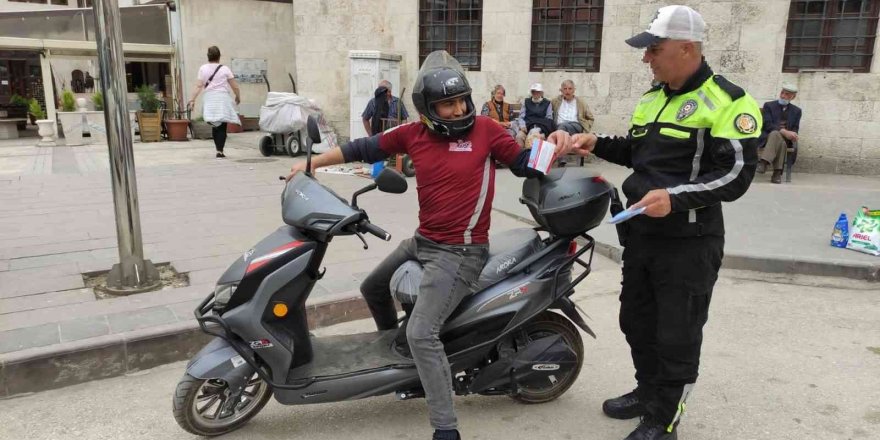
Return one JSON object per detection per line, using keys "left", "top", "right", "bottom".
{"left": 572, "top": 5, "right": 761, "bottom": 440}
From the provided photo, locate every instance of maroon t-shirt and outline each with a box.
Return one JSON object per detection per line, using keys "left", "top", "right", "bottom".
{"left": 378, "top": 116, "right": 522, "bottom": 245}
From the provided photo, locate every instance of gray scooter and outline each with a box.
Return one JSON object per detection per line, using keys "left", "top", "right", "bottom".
{"left": 173, "top": 116, "right": 615, "bottom": 436}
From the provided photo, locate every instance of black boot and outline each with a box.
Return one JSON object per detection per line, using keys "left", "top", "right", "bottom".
{"left": 771, "top": 169, "right": 783, "bottom": 184}
{"left": 602, "top": 390, "right": 647, "bottom": 420}
{"left": 623, "top": 416, "right": 677, "bottom": 440}
{"left": 432, "top": 429, "right": 460, "bottom": 440}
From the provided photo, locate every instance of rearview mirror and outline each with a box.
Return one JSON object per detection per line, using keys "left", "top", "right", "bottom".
{"left": 307, "top": 115, "right": 321, "bottom": 144}
{"left": 375, "top": 168, "right": 408, "bottom": 194}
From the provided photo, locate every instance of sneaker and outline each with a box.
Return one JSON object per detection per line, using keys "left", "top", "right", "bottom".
{"left": 432, "top": 429, "right": 460, "bottom": 440}
{"left": 602, "top": 390, "right": 646, "bottom": 420}
{"left": 756, "top": 159, "right": 768, "bottom": 174}
{"left": 624, "top": 416, "right": 677, "bottom": 440}
{"left": 216, "top": 152, "right": 226, "bottom": 158}
{"left": 771, "top": 169, "right": 783, "bottom": 184}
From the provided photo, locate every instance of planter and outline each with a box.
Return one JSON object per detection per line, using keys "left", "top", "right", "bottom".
{"left": 2, "top": 104, "right": 28, "bottom": 129}
{"left": 137, "top": 110, "right": 163, "bottom": 142}
{"left": 84, "top": 111, "right": 107, "bottom": 144}
{"left": 226, "top": 114, "right": 243, "bottom": 133}
{"left": 240, "top": 116, "right": 260, "bottom": 132}
{"left": 57, "top": 111, "right": 88, "bottom": 146}
{"left": 36, "top": 119, "right": 56, "bottom": 146}
{"left": 191, "top": 120, "right": 213, "bottom": 139}
{"left": 165, "top": 119, "right": 190, "bottom": 141}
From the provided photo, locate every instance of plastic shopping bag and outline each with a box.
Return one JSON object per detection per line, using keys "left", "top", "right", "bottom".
{"left": 846, "top": 207, "right": 880, "bottom": 256}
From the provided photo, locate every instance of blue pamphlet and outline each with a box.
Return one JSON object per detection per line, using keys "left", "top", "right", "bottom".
{"left": 608, "top": 206, "right": 646, "bottom": 224}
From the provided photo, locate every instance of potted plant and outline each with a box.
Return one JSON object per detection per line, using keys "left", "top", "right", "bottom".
{"left": 9, "top": 94, "right": 30, "bottom": 129}
{"left": 191, "top": 116, "right": 213, "bottom": 139}
{"left": 164, "top": 99, "right": 190, "bottom": 142}
{"left": 29, "top": 99, "right": 55, "bottom": 146}
{"left": 85, "top": 91, "right": 107, "bottom": 144}
{"left": 136, "top": 84, "right": 163, "bottom": 142}
{"left": 57, "top": 89, "right": 87, "bottom": 146}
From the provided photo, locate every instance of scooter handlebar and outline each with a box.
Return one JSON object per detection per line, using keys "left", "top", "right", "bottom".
{"left": 359, "top": 220, "right": 391, "bottom": 241}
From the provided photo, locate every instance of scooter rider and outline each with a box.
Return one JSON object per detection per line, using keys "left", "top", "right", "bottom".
{"left": 287, "top": 51, "right": 575, "bottom": 440}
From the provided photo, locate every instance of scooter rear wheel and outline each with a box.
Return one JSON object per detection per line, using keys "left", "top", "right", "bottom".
{"left": 172, "top": 372, "right": 272, "bottom": 436}
{"left": 509, "top": 311, "right": 584, "bottom": 404}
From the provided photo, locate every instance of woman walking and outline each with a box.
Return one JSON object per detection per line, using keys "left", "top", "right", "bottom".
{"left": 188, "top": 46, "right": 241, "bottom": 158}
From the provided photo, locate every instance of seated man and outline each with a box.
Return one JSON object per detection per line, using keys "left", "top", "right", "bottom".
{"left": 515, "top": 83, "right": 554, "bottom": 148}
{"left": 480, "top": 84, "right": 517, "bottom": 138}
{"left": 757, "top": 83, "right": 801, "bottom": 184}
{"left": 362, "top": 79, "right": 410, "bottom": 136}
{"left": 551, "top": 79, "right": 595, "bottom": 135}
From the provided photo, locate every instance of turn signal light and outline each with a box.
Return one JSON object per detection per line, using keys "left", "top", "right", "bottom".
{"left": 272, "top": 303, "right": 289, "bottom": 318}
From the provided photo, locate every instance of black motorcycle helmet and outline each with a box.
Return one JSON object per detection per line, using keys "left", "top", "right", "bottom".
{"left": 411, "top": 51, "right": 476, "bottom": 138}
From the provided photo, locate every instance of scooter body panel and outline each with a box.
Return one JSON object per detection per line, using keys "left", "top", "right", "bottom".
{"left": 223, "top": 252, "right": 314, "bottom": 384}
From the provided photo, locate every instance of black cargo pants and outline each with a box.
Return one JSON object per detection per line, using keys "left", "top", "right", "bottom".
{"left": 619, "top": 234, "right": 724, "bottom": 430}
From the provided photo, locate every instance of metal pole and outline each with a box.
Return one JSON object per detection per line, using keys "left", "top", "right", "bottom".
{"left": 92, "top": 0, "right": 159, "bottom": 293}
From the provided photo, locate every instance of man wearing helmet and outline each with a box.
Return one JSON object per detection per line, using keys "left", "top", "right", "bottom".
{"left": 287, "top": 51, "right": 574, "bottom": 440}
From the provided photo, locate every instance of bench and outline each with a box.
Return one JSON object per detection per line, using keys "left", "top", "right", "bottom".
{"left": 0, "top": 118, "right": 26, "bottom": 140}
{"left": 784, "top": 143, "right": 797, "bottom": 183}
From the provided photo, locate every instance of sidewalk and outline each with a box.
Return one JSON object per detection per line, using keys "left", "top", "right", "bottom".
{"left": 1, "top": 134, "right": 878, "bottom": 397}
{"left": 493, "top": 160, "right": 880, "bottom": 281}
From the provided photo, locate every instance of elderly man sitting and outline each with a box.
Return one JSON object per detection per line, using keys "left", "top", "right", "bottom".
{"left": 515, "top": 83, "right": 555, "bottom": 147}
{"left": 551, "top": 80, "right": 595, "bottom": 135}
{"left": 757, "top": 83, "right": 801, "bottom": 184}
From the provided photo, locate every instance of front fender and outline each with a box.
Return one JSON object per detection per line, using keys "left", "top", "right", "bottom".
{"left": 186, "top": 337, "right": 257, "bottom": 392}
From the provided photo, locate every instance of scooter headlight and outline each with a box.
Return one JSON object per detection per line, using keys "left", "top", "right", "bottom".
{"left": 213, "top": 283, "right": 237, "bottom": 310}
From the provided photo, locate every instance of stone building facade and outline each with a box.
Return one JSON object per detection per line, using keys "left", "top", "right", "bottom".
{"left": 292, "top": 0, "right": 880, "bottom": 175}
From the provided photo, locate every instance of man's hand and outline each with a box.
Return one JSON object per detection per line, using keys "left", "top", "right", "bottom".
{"left": 631, "top": 189, "right": 672, "bottom": 218}
{"left": 547, "top": 130, "right": 573, "bottom": 156}
{"left": 571, "top": 133, "right": 598, "bottom": 156}
{"left": 285, "top": 160, "right": 310, "bottom": 182}
{"left": 780, "top": 129, "right": 798, "bottom": 143}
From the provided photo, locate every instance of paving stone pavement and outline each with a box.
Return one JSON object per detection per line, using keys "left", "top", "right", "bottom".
{"left": 1, "top": 131, "right": 878, "bottom": 396}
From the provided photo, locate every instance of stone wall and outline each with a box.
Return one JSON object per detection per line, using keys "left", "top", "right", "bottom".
{"left": 290, "top": 0, "right": 880, "bottom": 174}
{"left": 179, "top": 0, "right": 296, "bottom": 118}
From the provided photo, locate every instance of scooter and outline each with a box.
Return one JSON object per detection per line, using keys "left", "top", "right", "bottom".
{"left": 173, "top": 116, "right": 614, "bottom": 436}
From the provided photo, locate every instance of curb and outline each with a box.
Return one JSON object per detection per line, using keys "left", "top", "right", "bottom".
{"left": 0, "top": 295, "right": 372, "bottom": 398}
{"left": 493, "top": 208, "right": 879, "bottom": 282}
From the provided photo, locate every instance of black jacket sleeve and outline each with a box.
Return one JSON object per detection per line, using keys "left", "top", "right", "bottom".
{"left": 508, "top": 149, "right": 544, "bottom": 178}
{"left": 592, "top": 135, "right": 634, "bottom": 167}
{"left": 667, "top": 136, "right": 758, "bottom": 212}
{"left": 340, "top": 134, "right": 391, "bottom": 164}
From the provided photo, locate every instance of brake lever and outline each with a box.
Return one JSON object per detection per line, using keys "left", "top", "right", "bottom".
{"left": 354, "top": 231, "right": 369, "bottom": 250}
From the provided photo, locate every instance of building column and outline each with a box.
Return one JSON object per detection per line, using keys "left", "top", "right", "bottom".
{"left": 39, "top": 49, "right": 57, "bottom": 128}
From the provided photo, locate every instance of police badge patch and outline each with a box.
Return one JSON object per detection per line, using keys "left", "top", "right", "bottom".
{"left": 676, "top": 99, "right": 698, "bottom": 121}
{"left": 734, "top": 113, "right": 758, "bottom": 134}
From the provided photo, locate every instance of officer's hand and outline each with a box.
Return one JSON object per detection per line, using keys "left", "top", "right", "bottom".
{"left": 285, "top": 160, "right": 310, "bottom": 182}
{"left": 547, "top": 130, "right": 573, "bottom": 156}
{"left": 571, "top": 133, "right": 597, "bottom": 156}
{"left": 631, "top": 189, "right": 672, "bottom": 218}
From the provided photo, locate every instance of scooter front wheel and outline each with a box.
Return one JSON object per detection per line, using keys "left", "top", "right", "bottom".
{"left": 509, "top": 311, "right": 584, "bottom": 404}
{"left": 172, "top": 373, "right": 272, "bottom": 436}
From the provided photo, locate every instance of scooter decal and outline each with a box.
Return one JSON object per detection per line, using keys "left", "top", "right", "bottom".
{"left": 249, "top": 339, "right": 274, "bottom": 349}
{"left": 246, "top": 241, "right": 303, "bottom": 274}
{"left": 230, "top": 355, "right": 246, "bottom": 368}
{"left": 532, "top": 364, "right": 560, "bottom": 371}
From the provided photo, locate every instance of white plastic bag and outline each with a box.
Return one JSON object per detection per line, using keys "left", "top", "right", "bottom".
{"left": 258, "top": 92, "right": 306, "bottom": 134}
{"left": 846, "top": 207, "right": 880, "bottom": 256}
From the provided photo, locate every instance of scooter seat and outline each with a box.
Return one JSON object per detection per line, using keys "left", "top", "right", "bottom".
{"left": 391, "top": 228, "right": 543, "bottom": 305}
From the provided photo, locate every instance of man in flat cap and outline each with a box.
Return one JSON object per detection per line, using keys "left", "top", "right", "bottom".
{"left": 757, "top": 83, "right": 802, "bottom": 183}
